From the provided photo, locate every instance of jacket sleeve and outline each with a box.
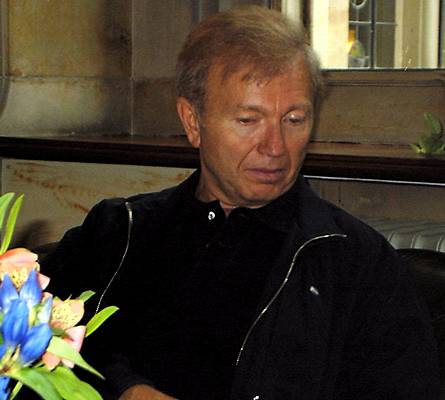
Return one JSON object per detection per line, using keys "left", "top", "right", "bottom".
{"left": 41, "top": 198, "right": 154, "bottom": 398}
{"left": 41, "top": 198, "right": 129, "bottom": 309}
{"left": 335, "top": 235, "right": 440, "bottom": 400}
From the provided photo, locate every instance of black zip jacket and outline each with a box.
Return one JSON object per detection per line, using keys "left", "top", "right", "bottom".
{"left": 42, "top": 172, "right": 440, "bottom": 400}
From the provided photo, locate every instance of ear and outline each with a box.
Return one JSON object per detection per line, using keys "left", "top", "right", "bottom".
{"left": 176, "top": 97, "right": 201, "bottom": 148}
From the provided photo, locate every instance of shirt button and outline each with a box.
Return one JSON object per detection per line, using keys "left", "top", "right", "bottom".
{"left": 208, "top": 211, "right": 216, "bottom": 220}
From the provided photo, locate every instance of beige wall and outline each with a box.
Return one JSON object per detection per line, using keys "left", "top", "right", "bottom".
{"left": 315, "top": 77, "right": 445, "bottom": 145}
{"left": 0, "top": 0, "right": 131, "bottom": 135}
{"left": 0, "top": 0, "right": 194, "bottom": 136}
{"left": 132, "top": 0, "right": 192, "bottom": 135}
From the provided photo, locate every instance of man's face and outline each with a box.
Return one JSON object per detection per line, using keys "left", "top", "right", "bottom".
{"left": 178, "top": 57, "right": 314, "bottom": 209}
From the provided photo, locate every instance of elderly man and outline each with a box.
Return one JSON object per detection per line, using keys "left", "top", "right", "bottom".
{"left": 43, "top": 6, "right": 439, "bottom": 400}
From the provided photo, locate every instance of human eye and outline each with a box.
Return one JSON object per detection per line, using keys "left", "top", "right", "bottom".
{"left": 282, "top": 112, "right": 307, "bottom": 127}
{"left": 236, "top": 115, "right": 259, "bottom": 125}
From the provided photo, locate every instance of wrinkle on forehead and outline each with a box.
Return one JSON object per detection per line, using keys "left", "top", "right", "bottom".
{"left": 213, "top": 54, "right": 306, "bottom": 85}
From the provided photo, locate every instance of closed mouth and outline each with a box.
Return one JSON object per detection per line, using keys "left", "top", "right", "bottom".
{"left": 247, "top": 168, "right": 286, "bottom": 182}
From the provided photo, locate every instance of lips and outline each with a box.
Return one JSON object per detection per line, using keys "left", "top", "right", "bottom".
{"left": 246, "top": 168, "right": 287, "bottom": 183}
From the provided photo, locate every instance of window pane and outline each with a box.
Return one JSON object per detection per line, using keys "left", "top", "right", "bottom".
{"left": 349, "top": 0, "right": 371, "bottom": 21}
{"left": 394, "top": 0, "right": 440, "bottom": 68}
{"left": 375, "top": 24, "right": 395, "bottom": 68}
{"left": 349, "top": 25, "right": 371, "bottom": 68}
{"left": 348, "top": 0, "right": 371, "bottom": 68}
{"left": 376, "top": 0, "right": 395, "bottom": 23}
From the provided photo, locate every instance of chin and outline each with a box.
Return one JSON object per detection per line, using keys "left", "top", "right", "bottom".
{"left": 241, "top": 188, "right": 286, "bottom": 207}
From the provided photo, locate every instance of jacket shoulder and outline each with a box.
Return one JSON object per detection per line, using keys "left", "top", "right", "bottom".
{"left": 307, "top": 193, "right": 387, "bottom": 249}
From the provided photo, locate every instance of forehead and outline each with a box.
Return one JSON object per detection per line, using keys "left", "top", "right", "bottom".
{"left": 205, "top": 56, "right": 313, "bottom": 107}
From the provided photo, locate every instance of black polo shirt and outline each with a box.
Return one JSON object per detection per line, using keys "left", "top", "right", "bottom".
{"left": 144, "top": 183, "right": 298, "bottom": 399}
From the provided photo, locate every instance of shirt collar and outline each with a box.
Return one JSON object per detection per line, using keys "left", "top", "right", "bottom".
{"left": 237, "top": 190, "right": 299, "bottom": 233}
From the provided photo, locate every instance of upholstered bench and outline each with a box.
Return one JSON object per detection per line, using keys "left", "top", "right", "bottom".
{"left": 366, "top": 218, "right": 445, "bottom": 253}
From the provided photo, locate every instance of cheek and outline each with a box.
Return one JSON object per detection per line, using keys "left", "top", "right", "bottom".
{"left": 288, "top": 135, "right": 311, "bottom": 160}
{"left": 215, "top": 124, "right": 258, "bottom": 155}
{"left": 296, "top": 135, "right": 311, "bottom": 151}
{"left": 290, "top": 131, "right": 311, "bottom": 145}
{"left": 201, "top": 129, "right": 245, "bottom": 170}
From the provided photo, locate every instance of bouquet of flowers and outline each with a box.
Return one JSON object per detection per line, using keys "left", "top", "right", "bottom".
{"left": 0, "top": 193, "right": 118, "bottom": 399}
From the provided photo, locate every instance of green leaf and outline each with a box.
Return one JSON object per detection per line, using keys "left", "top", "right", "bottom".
{"left": 8, "top": 367, "right": 62, "bottom": 400}
{"left": 46, "top": 336, "right": 104, "bottom": 379}
{"left": 424, "top": 112, "right": 442, "bottom": 136}
{"left": 86, "top": 306, "right": 119, "bottom": 337}
{"left": 0, "top": 192, "right": 14, "bottom": 232}
{"left": 419, "top": 133, "right": 435, "bottom": 150}
{"left": 410, "top": 143, "right": 422, "bottom": 153}
{"left": 40, "top": 366, "right": 103, "bottom": 400}
{"left": 9, "top": 381, "right": 23, "bottom": 400}
{"left": 77, "top": 290, "right": 95, "bottom": 303}
{"left": 0, "top": 194, "right": 24, "bottom": 254}
{"left": 432, "top": 142, "right": 445, "bottom": 155}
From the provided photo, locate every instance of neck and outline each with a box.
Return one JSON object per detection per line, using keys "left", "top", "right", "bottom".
{"left": 195, "top": 185, "right": 237, "bottom": 216}
{"left": 194, "top": 178, "right": 266, "bottom": 215}
{"left": 219, "top": 202, "right": 237, "bottom": 216}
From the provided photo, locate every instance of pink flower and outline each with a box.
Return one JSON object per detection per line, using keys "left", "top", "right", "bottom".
{"left": 42, "top": 325, "right": 86, "bottom": 370}
{"left": 0, "top": 248, "right": 49, "bottom": 290}
{"left": 50, "top": 299, "right": 84, "bottom": 330}
{"left": 42, "top": 298, "right": 86, "bottom": 370}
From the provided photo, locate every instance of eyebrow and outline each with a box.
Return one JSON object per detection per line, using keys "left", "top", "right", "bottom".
{"left": 235, "top": 103, "right": 313, "bottom": 114}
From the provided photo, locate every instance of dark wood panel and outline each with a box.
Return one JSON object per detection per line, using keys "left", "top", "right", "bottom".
{"left": 1, "top": 134, "right": 444, "bottom": 184}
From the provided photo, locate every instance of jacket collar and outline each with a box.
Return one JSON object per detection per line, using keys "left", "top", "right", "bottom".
{"left": 290, "top": 175, "right": 345, "bottom": 239}
{"left": 133, "top": 169, "right": 345, "bottom": 239}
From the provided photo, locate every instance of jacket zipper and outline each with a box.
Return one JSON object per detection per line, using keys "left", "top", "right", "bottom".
{"left": 94, "top": 204, "right": 347, "bottom": 370}
{"left": 235, "top": 233, "right": 347, "bottom": 367}
{"left": 95, "top": 201, "right": 133, "bottom": 314}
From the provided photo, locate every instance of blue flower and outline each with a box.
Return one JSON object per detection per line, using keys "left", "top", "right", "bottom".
{"left": 0, "top": 271, "right": 52, "bottom": 373}
{"left": 0, "top": 345, "right": 6, "bottom": 360}
{"left": 36, "top": 295, "right": 53, "bottom": 324}
{"left": 19, "top": 270, "right": 42, "bottom": 310}
{"left": 0, "top": 376, "right": 10, "bottom": 400}
{"left": 2, "top": 299, "right": 28, "bottom": 348}
{"left": 0, "top": 296, "right": 52, "bottom": 369}
{"left": 20, "top": 323, "right": 52, "bottom": 366}
{"left": 0, "top": 270, "right": 42, "bottom": 315}
{"left": 0, "top": 275, "right": 19, "bottom": 313}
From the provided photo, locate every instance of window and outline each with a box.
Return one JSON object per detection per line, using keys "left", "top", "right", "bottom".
{"left": 348, "top": 0, "right": 397, "bottom": 68}
{"left": 280, "top": 0, "right": 445, "bottom": 69}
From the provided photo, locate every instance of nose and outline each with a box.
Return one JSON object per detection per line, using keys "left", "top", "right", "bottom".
{"left": 258, "top": 123, "right": 286, "bottom": 157}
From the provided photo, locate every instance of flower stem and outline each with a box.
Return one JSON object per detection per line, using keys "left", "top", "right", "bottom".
{"left": 9, "top": 380, "right": 22, "bottom": 399}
